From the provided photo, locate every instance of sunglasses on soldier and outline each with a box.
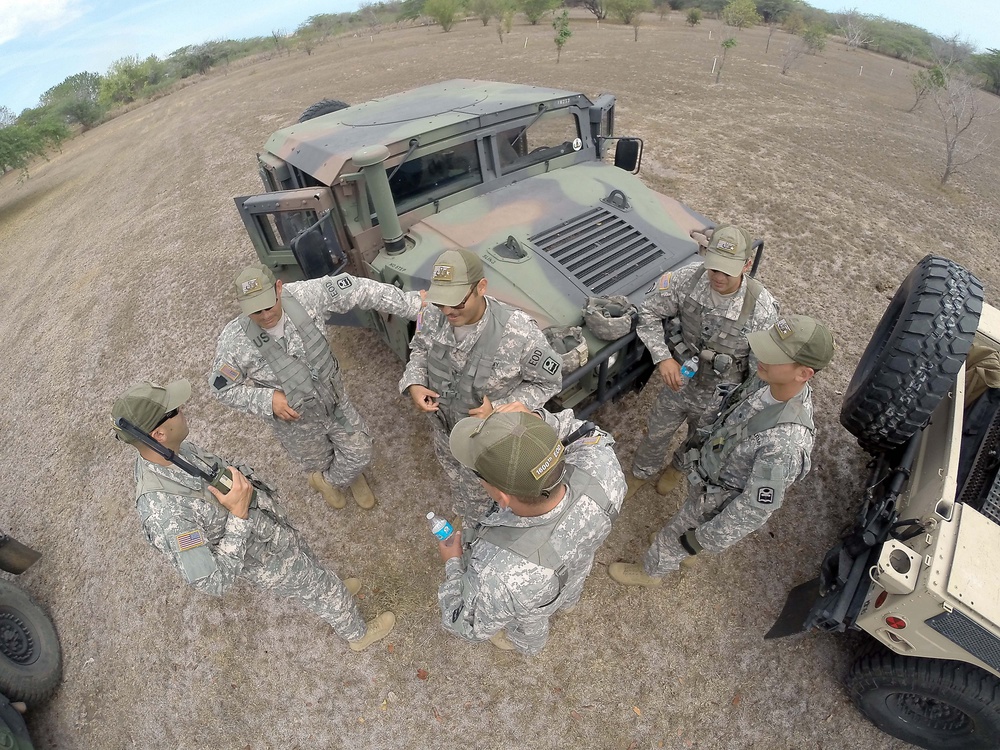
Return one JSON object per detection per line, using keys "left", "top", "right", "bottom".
{"left": 154, "top": 408, "right": 179, "bottom": 429}
{"left": 433, "top": 283, "right": 477, "bottom": 311}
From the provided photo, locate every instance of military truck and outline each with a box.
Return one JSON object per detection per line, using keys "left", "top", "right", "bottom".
{"left": 0, "top": 533, "right": 63, "bottom": 749}
{"left": 768, "top": 256, "right": 1000, "bottom": 749}
{"left": 234, "top": 79, "right": 758, "bottom": 416}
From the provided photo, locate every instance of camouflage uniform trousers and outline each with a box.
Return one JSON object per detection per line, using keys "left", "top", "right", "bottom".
{"left": 642, "top": 481, "right": 735, "bottom": 576}
{"left": 631, "top": 376, "right": 722, "bottom": 480}
{"left": 430, "top": 418, "right": 493, "bottom": 525}
{"left": 271, "top": 394, "right": 373, "bottom": 489}
{"left": 245, "top": 522, "right": 366, "bottom": 640}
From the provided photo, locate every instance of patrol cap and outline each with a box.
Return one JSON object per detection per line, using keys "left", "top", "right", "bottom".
{"left": 426, "top": 249, "right": 484, "bottom": 307}
{"left": 748, "top": 315, "right": 835, "bottom": 371}
{"left": 111, "top": 379, "right": 191, "bottom": 443}
{"left": 703, "top": 225, "right": 754, "bottom": 277}
{"left": 450, "top": 411, "right": 564, "bottom": 497}
{"left": 234, "top": 264, "right": 277, "bottom": 315}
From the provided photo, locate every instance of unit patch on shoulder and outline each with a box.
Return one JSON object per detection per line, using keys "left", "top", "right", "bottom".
{"left": 416, "top": 308, "right": 425, "bottom": 332}
{"left": 176, "top": 529, "right": 206, "bottom": 552}
{"left": 757, "top": 487, "right": 774, "bottom": 504}
{"left": 658, "top": 272, "right": 672, "bottom": 291}
{"left": 542, "top": 356, "right": 561, "bottom": 375}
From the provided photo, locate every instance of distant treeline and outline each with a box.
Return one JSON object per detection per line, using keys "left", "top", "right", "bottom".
{"left": 3, "top": 0, "right": 999, "bottom": 176}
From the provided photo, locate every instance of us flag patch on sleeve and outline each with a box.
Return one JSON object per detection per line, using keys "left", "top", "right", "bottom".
{"left": 220, "top": 363, "right": 241, "bottom": 381}
{"left": 176, "top": 529, "right": 206, "bottom": 552}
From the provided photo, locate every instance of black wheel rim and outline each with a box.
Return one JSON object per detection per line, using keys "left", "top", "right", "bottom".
{"left": 0, "top": 608, "right": 37, "bottom": 666}
{"left": 886, "top": 690, "right": 974, "bottom": 734}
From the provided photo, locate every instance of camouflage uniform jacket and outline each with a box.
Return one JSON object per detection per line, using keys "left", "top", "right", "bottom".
{"left": 689, "top": 379, "right": 814, "bottom": 554}
{"left": 211, "top": 274, "right": 422, "bottom": 418}
{"left": 399, "top": 297, "right": 562, "bottom": 420}
{"left": 438, "top": 409, "right": 626, "bottom": 655}
{"left": 133, "top": 441, "right": 292, "bottom": 597}
{"left": 636, "top": 262, "right": 778, "bottom": 378}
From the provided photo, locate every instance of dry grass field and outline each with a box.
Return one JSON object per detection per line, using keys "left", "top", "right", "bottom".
{"left": 2, "top": 10, "right": 999, "bottom": 749}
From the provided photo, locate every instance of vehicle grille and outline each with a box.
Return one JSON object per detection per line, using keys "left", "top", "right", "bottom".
{"left": 958, "top": 395, "right": 1000, "bottom": 526}
{"left": 530, "top": 206, "right": 665, "bottom": 296}
{"left": 926, "top": 610, "right": 1000, "bottom": 672}
{"left": 982, "top": 478, "right": 1000, "bottom": 526}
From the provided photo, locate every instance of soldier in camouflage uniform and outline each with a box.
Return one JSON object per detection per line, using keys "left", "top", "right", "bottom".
{"left": 111, "top": 379, "right": 394, "bottom": 651}
{"left": 610, "top": 315, "right": 833, "bottom": 586}
{"left": 630, "top": 225, "right": 780, "bottom": 497}
{"left": 400, "top": 249, "right": 563, "bottom": 523}
{"left": 211, "top": 265, "right": 422, "bottom": 510}
{"left": 436, "top": 404, "right": 625, "bottom": 654}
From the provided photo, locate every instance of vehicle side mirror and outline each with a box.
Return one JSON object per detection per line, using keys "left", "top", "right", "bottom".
{"left": 614, "top": 138, "right": 642, "bottom": 174}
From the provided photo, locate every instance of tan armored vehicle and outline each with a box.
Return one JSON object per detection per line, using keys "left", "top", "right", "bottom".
{"left": 769, "top": 255, "right": 1000, "bottom": 749}
{"left": 234, "top": 80, "right": 763, "bottom": 416}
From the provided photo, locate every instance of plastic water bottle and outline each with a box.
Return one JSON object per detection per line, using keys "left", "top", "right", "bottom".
{"left": 680, "top": 355, "right": 700, "bottom": 379}
{"left": 427, "top": 512, "right": 454, "bottom": 541}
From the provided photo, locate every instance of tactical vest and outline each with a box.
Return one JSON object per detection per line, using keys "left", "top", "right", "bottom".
{"left": 239, "top": 295, "right": 353, "bottom": 432}
{"left": 695, "top": 383, "right": 814, "bottom": 489}
{"left": 468, "top": 437, "right": 619, "bottom": 611}
{"left": 666, "top": 267, "right": 763, "bottom": 376}
{"left": 426, "top": 302, "right": 512, "bottom": 431}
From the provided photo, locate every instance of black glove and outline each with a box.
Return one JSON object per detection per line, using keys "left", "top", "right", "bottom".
{"left": 679, "top": 529, "right": 703, "bottom": 556}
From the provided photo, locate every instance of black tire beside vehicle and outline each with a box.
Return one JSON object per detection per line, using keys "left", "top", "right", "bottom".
{"left": 0, "top": 580, "right": 62, "bottom": 704}
{"left": 840, "top": 254, "right": 984, "bottom": 452}
{"left": 848, "top": 647, "right": 1000, "bottom": 750}
{"left": 297, "top": 99, "right": 349, "bottom": 123}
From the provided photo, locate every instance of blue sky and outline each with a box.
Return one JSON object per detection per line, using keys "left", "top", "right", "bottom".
{"left": 2, "top": 1, "right": 998, "bottom": 115}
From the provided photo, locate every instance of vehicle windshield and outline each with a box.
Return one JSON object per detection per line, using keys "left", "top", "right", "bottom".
{"left": 387, "top": 139, "right": 482, "bottom": 213}
{"left": 498, "top": 110, "right": 580, "bottom": 174}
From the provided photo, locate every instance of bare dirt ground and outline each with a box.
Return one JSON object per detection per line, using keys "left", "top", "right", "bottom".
{"left": 2, "top": 12, "right": 999, "bottom": 750}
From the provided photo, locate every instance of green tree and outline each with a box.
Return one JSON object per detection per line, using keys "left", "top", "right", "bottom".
{"left": 607, "top": 0, "right": 651, "bottom": 26}
{"left": 472, "top": 0, "right": 497, "bottom": 25}
{"left": 756, "top": 0, "right": 797, "bottom": 53}
{"left": 580, "top": 0, "right": 608, "bottom": 20}
{"left": 908, "top": 65, "right": 946, "bottom": 113}
{"left": 425, "top": 0, "right": 462, "bottom": 30}
{"left": 552, "top": 9, "right": 572, "bottom": 61}
{"left": 802, "top": 24, "right": 826, "bottom": 54}
{"left": 42, "top": 72, "right": 105, "bottom": 130}
{"left": 520, "top": 0, "right": 559, "bottom": 25}
{"left": 686, "top": 8, "right": 702, "bottom": 26}
{"left": 99, "top": 55, "right": 146, "bottom": 106}
{"left": 397, "top": 0, "right": 427, "bottom": 21}
{"left": 973, "top": 48, "right": 1000, "bottom": 96}
{"left": 721, "top": 0, "right": 759, "bottom": 32}
{"left": 0, "top": 114, "right": 70, "bottom": 178}
{"left": 782, "top": 12, "right": 804, "bottom": 35}
{"left": 496, "top": 0, "right": 517, "bottom": 41}
{"left": 715, "top": 36, "right": 737, "bottom": 83}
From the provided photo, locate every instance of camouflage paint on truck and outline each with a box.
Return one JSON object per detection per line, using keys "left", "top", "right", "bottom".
{"left": 235, "top": 80, "right": 723, "bottom": 413}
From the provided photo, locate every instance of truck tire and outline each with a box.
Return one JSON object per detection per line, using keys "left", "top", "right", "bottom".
{"left": 840, "top": 254, "right": 983, "bottom": 452}
{"left": 0, "top": 580, "right": 62, "bottom": 704}
{"left": 848, "top": 647, "right": 1000, "bottom": 750}
{"left": 297, "top": 99, "right": 349, "bottom": 123}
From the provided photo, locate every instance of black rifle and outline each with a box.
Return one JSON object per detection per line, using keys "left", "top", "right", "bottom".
{"left": 114, "top": 417, "right": 238, "bottom": 497}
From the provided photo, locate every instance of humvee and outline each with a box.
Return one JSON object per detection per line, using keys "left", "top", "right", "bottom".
{"left": 234, "top": 79, "right": 760, "bottom": 416}
{"left": 768, "top": 256, "right": 1000, "bottom": 749}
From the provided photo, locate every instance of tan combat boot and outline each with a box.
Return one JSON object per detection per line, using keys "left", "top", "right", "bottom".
{"left": 350, "top": 474, "right": 376, "bottom": 510}
{"left": 624, "top": 475, "right": 649, "bottom": 501}
{"left": 348, "top": 612, "right": 396, "bottom": 652}
{"left": 608, "top": 562, "right": 663, "bottom": 588}
{"left": 309, "top": 472, "right": 347, "bottom": 509}
{"left": 343, "top": 577, "right": 362, "bottom": 596}
{"left": 655, "top": 466, "right": 685, "bottom": 496}
{"left": 489, "top": 630, "right": 517, "bottom": 651}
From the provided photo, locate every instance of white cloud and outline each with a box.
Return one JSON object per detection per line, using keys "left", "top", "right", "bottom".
{"left": 0, "top": 0, "right": 85, "bottom": 46}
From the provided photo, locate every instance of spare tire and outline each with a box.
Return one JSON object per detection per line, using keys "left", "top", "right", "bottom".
{"left": 0, "top": 580, "right": 62, "bottom": 704}
{"left": 840, "top": 254, "right": 983, "bottom": 452}
{"left": 297, "top": 99, "right": 349, "bottom": 123}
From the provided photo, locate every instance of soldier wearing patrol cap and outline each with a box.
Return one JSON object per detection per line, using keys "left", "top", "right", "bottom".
{"left": 629, "top": 225, "right": 780, "bottom": 498}
{"left": 436, "top": 403, "right": 625, "bottom": 654}
{"left": 210, "top": 265, "right": 423, "bottom": 511}
{"left": 111, "top": 379, "right": 395, "bottom": 651}
{"left": 400, "top": 248, "right": 563, "bottom": 524}
{"left": 609, "top": 314, "right": 833, "bottom": 586}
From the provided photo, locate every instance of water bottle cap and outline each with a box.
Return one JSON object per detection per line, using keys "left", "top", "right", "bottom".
{"left": 426, "top": 511, "right": 435, "bottom": 519}
{"left": 692, "top": 356, "right": 699, "bottom": 362}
